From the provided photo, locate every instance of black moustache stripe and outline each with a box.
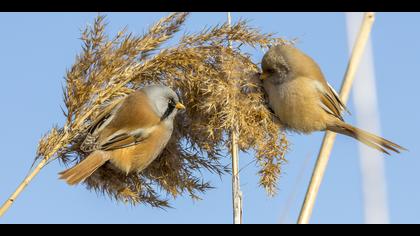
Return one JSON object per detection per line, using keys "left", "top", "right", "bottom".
{"left": 161, "top": 103, "right": 175, "bottom": 121}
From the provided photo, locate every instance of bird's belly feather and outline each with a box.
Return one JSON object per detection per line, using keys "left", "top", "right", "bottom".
{"left": 266, "top": 77, "right": 328, "bottom": 133}
{"left": 109, "top": 125, "right": 171, "bottom": 174}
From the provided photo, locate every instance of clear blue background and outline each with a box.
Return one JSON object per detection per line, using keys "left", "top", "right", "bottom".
{"left": 0, "top": 12, "right": 418, "bottom": 224}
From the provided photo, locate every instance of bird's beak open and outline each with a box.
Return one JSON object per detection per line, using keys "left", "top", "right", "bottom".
{"left": 260, "top": 72, "right": 268, "bottom": 81}
{"left": 175, "top": 102, "right": 186, "bottom": 110}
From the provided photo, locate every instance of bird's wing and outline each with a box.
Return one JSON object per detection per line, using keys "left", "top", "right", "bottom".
{"left": 326, "top": 82, "right": 349, "bottom": 114}
{"left": 87, "top": 97, "right": 125, "bottom": 135}
{"left": 93, "top": 91, "right": 162, "bottom": 151}
{"left": 80, "top": 97, "right": 125, "bottom": 152}
{"left": 98, "top": 126, "right": 156, "bottom": 151}
{"left": 318, "top": 82, "right": 347, "bottom": 121}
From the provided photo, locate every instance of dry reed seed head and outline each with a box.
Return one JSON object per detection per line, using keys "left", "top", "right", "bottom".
{"left": 36, "top": 127, "right": 64, "bottom": 161}
{"left": 36, "top": 13, "right": 290, "bottom": 207}
{"left": 146, "top": 44, "right": 288, "bottom": 194}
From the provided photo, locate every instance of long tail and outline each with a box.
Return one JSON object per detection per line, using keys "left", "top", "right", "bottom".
{"left": 327, "top": 121, "right": 407, "bottom": 155}
{"left": 59, "top": 151, "right": 110, "bottom": 185}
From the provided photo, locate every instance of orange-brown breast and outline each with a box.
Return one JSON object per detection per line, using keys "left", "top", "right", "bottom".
{"left": 109, "top": 124, "right": 171, "bottom": 174}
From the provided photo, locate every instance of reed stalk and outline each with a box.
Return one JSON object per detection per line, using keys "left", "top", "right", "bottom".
{"left": 297, "top": 12, "right": 376, "bottom": 224}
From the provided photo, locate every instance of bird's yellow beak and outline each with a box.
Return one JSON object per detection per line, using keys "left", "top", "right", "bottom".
{"left": 260, "top": 72, "right": 268, "bottom": 81}
{"left": 175, "top": 102, "right": 186, "bottom": 110}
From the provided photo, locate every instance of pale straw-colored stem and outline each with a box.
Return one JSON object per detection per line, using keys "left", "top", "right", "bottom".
{"left": 227, "top": 12, "right": 243, "bottom": 224}
{"left": 0, "top": 158, "right": 48, "bottom": 217}
{"left": 297, "top": 12, "right": 375, "bottom": 224}
{"left": 231, "top": 130, "right": 242, "bottom": 224}
{"left": 0, "top": 127, "right": 72, "bottom": 218}
{"left": 0, "top": 64, "right": 141, "bottom": 218}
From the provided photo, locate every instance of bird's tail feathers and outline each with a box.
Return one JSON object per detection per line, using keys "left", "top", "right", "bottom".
{"left": 58, "top": 151, "right": 110, "bottom": 185}
{"left": 327, "top": 121, "right": 406, "bottom": 155}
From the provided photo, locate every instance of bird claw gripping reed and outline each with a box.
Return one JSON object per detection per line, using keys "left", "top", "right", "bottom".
{"left": 35, "top": 12, "right": 290, "bottom": 207}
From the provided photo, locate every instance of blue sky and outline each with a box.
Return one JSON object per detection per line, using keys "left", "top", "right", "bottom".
{"left": 0, "top": 12, "right": 419, "bottom": 224}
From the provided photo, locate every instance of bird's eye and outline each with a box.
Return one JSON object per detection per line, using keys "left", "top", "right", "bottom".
{"left": 168, "top": 98, "right": 175, "bottom": 106}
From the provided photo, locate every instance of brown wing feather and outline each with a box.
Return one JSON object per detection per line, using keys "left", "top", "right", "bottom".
{"left": 317, "top": 82, "right": 348, "bottom": 121}
{"left": 320, "top": 91, "right": 344, "bottom": 121}
{"left": 326, "top": 83, "right": 349, "bottom": 114}
{"left": 92, "top": 91, "right": 161, "bottom": 152}
{"left": 100, "top": 133, "right": 148, "bottom": 151}
{"left": 97, "top": 91, "right": 160, "bottom": 142}
{"left": 80, "top": 97, "right": 125, "bottom": 152}
{"left": 88, "top": 97, "right": 125, "bottom": 134}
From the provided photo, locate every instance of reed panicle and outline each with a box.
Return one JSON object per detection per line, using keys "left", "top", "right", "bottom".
{"left": 36, "top": 13, "right": 291, "bottom": 207}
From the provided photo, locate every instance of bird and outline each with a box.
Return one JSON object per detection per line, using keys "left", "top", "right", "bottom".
{"left": 260, "top": 44, "right": 405, "bottom": 155}
{"left": 59, "top": 85, "right": 185, "bottom": 185}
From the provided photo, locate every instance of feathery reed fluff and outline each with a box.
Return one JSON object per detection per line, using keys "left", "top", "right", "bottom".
{"left": 35, "top": 13, "right": 290, "bottom": 207}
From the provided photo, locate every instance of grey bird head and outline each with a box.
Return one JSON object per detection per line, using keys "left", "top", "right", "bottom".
{"left": 142, "top": 85, "right": 185, "bottom": 121}
{"left": 261, "top": 44, "right": 324, "bottom": 84}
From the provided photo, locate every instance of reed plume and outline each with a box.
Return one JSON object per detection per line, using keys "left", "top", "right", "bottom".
{"left": 34, "top": 13, "right": 290, "bottom": 208}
